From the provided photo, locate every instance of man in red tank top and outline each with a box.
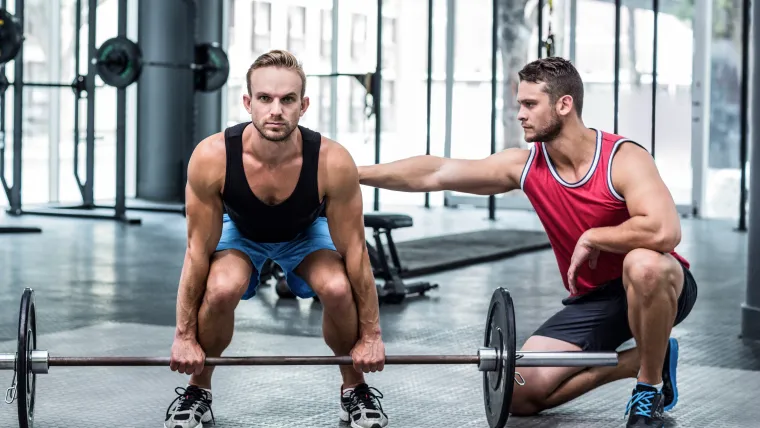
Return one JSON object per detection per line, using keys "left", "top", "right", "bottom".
{"left": 358, "top": 57, "right": 697, "bottom": 428}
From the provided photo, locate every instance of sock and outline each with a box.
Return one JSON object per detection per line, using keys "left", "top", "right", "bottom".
{"left": 188, "top": 384, "right": 212, "bottom": 399}
{"left": 637, "top": 381, "right": 663, "bottom": 392}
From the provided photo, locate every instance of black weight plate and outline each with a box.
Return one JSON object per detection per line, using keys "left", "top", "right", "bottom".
{"left": 482, "top": 287, "right": 516, "bottom": 428}
{"left": 0, "top": 8, "right": 22, "bottom": 64}
{"left": 94, "top": 36, "right": 143, "bottom": 88}
{"left": 17, "top": 288, "right": 37, "bottom": 428}
{"left": 194, "top": 43, "right": 229, "bottom": 92}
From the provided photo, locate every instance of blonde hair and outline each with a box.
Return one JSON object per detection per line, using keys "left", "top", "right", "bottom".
{"left": 246, "top": 50, "right": 307, "bottom": 99}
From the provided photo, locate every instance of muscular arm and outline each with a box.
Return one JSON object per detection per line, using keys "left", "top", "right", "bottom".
{"left": 585, "top": 143, "right": 681, "bottom": 253}
{"left": 175, "top": 137, "right": 225, "bottom": 341}
{"left": 324, "top": 145, "right": 381, "bottom": 339}
{"left": 357, "top": 148, "right": 529, "bottom": 195}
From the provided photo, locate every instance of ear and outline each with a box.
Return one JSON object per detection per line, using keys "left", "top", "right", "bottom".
{"left": 243, "top": 93, "right": 252, "bottom": 114}
{"left": 556, "top": 95, "right": 574, "bottom": 117}
{"left": 300, "top": 96, "right": 310, "bottom": 117}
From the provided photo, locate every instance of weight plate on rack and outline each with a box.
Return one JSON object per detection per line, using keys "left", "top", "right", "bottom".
{"left": 94, "top": 36, "right": 143, "bottom": 89}
{"left": 0, "top": 8, "right": 22, "bottom": 64}
{"left": 194, "top": 43, "right": 229, "bottom": 93}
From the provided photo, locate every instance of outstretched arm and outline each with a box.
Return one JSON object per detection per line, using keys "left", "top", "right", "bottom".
{"left": 357, "top": 148, "right": 529, "bottom": 195}
{"left": 175, "top": 136, "right": 226, "bottom": 341}
{"left": 584, "top": 143, "right": 681, "bottom": 253}
{"left": 324, "top": 146, "right": 381, "bottom": 339}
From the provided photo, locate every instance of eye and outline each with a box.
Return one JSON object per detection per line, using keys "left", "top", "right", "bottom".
{"left": 258, "top": 95, "right": 271, "bottom": 102}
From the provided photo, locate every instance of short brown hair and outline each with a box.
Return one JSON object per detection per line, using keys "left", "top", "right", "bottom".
{"left": 246, "top": 50, "right": 307, "bottom": 99}
{"left": 518, "top": 57, "right": 584, "bottom": 116}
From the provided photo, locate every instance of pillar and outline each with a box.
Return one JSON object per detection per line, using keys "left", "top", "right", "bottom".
{"left": 136, "top": 0, "right": 194, "bottom": 201}
{"left": 194, "top": 0, "right": 225, "bottom": 146}
{"left": 741, "top": 0, "right": 760, "bottom": 340}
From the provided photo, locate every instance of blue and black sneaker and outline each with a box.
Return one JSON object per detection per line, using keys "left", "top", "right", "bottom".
{"left": 625, "top": 382, "right": 665, "bottom": 428}
{"left": 661, "top": 337, "right": 679, "bottom": 411}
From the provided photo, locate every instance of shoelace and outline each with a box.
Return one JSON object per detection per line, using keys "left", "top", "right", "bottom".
{"left": 165, "top": 386, "right": 216, "bottom": 425}
{"left": 625, "top": 390, "right": 655, "bottom": 418}
{"left": 347, "top": 386, "right": 386, "bottom": 417}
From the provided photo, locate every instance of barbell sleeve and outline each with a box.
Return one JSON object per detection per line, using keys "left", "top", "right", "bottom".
{"left": 516, "top": 352, "right": 619, "bottom": 367}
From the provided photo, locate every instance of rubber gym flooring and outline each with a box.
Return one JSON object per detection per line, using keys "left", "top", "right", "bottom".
{"left": 1, "top": 205, "right": 759, "bottom": 427}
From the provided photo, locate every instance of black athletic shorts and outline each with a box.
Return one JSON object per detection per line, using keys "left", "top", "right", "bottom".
{"left": 532, "top": 261, "right": 698, "bottom": 352}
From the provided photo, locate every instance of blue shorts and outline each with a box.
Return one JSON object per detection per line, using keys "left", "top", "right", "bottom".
{"left": 215, "top": 214, "right": 337, "bottom": 299}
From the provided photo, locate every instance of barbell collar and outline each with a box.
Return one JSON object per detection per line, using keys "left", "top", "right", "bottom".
{"left": 515, "top": 351, "right": 618, "bottom": 367}
{"left": 31, "top": 350, "right": 49, "bottom": 374}
{"left": 477, "top": 347, "right": 498, "bottom": 372}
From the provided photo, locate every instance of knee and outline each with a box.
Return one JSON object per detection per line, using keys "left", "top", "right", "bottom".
{"left": 510, "top": 386, "right": 548, "bottom": 416}
{"left": 623, "top": 249, "right": 679, "bottom": 298}
{"left": 315, "top": 275, "right": 354, "bottom": 312}
{"left": 204, "top": 272, "right": 247, "bottom": 312}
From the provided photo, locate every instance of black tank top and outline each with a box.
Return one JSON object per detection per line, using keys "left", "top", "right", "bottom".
{"left": 221, "top": 122, "right": 326, "bottom": 243}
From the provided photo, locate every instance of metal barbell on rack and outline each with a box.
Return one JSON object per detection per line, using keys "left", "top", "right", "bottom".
{"left": 2, "top": 287, "right": 619, "bottom": 428}
{"left": 0, "top": 8, "right": 229, "bottom": 93}
{"left": 93, "top": 36, "right": 230, "bottom": 92}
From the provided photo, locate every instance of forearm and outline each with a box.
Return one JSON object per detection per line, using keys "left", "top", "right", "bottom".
{"left": 359, "top": 156, "right": 444, "bottom": 192}
{"left": 586, "top": 216, "right": 680, "bottom": 254}
{"left": 175, "top": 250, "right": 211, "bottom": 340}
{"left": 344, "top": 247, "right": 382, "bottom": 338}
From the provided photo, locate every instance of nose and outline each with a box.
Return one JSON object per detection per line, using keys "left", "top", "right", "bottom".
{"left": 270, "top": 99, "right": 284, "bottom": 115}
{"left": 516, "top": 107, "right": 528, "bottom": 122}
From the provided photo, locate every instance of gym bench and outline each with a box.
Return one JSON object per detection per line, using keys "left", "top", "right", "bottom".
{"left": 364, "top": 213, "right": 439, "bottom": 304}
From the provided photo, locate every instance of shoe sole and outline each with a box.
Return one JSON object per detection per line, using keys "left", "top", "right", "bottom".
{"left": 163, "top": 412, "right": 212, "bottom": 428}
{"left": 664, "top": 337, "right": 679, "bottom": 412}
{"left": 339, "top": 406, "right": 388, "bottom": 428}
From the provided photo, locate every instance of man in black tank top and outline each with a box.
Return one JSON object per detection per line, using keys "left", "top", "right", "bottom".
{"left": 164, "top": 50, "right": 389, "bottom": 428}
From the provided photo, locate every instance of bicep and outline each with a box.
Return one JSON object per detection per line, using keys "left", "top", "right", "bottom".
{"left": 324, "top": 155, "right": 368, "bottom": 257}
{"left": 434, "top": 148, "right": 526, "bottom": 195}
{"left": 184, "top": 148, "right": 224, "bottom": 256}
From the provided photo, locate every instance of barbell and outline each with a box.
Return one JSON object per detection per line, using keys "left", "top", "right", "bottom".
{"left": 0, "top": 8, "right": 229, "bottom": 93}
{"left": 2, "top": 287, "right": 619, "bottom": 428}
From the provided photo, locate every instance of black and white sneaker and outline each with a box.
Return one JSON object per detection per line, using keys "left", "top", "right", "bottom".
{"left": 164, "top": 385, "right": 215, "bottom": 428}
{"left": 340, "top": 383, "right": 389, "bottom": 428}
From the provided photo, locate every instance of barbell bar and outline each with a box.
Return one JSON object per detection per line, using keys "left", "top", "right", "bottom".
{"left": 3, "top": 288, "right": 619, "bottom": 428}
{"left": 0, "top": 350, "right": 616, "bottom": 371}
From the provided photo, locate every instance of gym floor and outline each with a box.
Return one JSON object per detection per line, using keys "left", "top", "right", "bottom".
{"left": 0, "top": 205, "right": 758, "bottom": 427}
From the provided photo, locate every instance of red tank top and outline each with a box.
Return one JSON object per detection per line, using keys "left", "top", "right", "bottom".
{"left": 520, "top": 129, "right": 689, "bottom": 296}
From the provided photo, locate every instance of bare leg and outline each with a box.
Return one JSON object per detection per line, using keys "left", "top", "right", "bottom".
{"left": 623, "top": 250, "right": 683, "bottom": 386}
{"left": 511, "top": 339, "right": 640, "bottom": 415}
{"left": 296, "top": 249, "right": 365, "bottom": 388}
{"left": 189, "top": 250, "right": 252, "bottom": 389}
{"left": 510, "top": 336, "right": 586, "bottom": 416}
{"left": 542, "top": 347, "right": 640, "bottom": 409}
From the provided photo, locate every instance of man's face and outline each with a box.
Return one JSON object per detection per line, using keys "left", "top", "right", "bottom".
{"left": 515, "top": 81, "right": 564, "bottom": 143}
{"left": 243, "top": 67, "right": 309, "bottom": 143}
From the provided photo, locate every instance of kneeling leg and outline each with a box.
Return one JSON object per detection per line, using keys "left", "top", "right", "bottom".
{"left": 511, "top": 336, "right": 640, "bottom": 416}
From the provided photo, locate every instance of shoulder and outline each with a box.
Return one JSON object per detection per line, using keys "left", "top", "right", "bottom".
{"left": 187, "top": 132, "right": 226, "bottom": 192}
{"left": 493, "top": 146, "right": 535, "bottom": 184}
{"left": 319, "top": 135, "right": 357, "bottom": 173}
{"left": 316, "top": 136, "right": 360, "bottom": 195}
{"left": 609, "top": 138, "right": 657, "bottom": 193}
